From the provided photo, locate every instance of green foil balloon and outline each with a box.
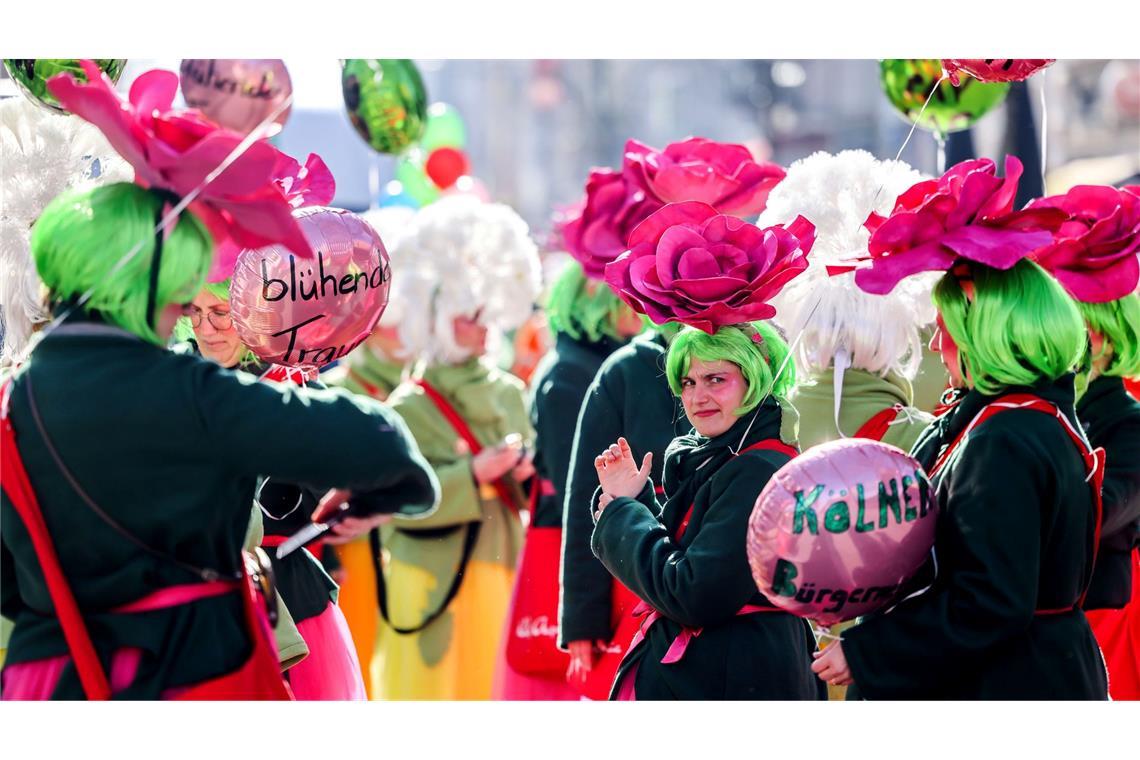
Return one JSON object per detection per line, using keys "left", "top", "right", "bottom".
{"left": 341, "top": 59, "right": 428, "bottom": 155}
{"left": 2, "top": 59, "right": 127, "bottom": 114}
{"left": 395, "top": 150, "right": 441, "bottom": 206}
{"left": 880, "top": 58, "right": 1010, "bottom": 137}
{"left": 420, "top": 102, "right": 467, "bottom": 152}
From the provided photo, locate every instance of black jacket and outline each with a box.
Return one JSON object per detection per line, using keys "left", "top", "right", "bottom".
{"left": 843, "top": 375, "right": 1108, "bottom": 699}
{"left": 529, "top": 332, "right": 624, "bottom": 528}
{"left": 558, "top": 333, "right": 688, "bottom": 647}
{"left": 591, "top": 402, "right": 825, "bottom": 700}
{"left": 1078, "top": 375, "right": 1140, "bottom": 609}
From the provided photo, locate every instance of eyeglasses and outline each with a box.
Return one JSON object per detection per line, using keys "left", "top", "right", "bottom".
{"left": 182, "top": 305, "right": 233, "bottom": 331}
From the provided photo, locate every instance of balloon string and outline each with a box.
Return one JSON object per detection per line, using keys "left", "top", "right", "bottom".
{"left": 731, "top": 291, "right": 822, "bottom": 455}
{"left": 809, "top": 622, "right": 844, "bottom": 648}
{"left": 871, "top": 73, "right": 947, "bottom": 209}
{"left": 1039, "top": 69, "right": 1049, "bottom": 193}
{"left": 39, "top": 89, "right": 296, "bottom": 338}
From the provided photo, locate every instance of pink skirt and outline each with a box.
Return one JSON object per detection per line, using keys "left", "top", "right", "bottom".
{"left": 2, "top": 647, "right": 142, "bottom": 700}
{"left": 288, "top": 601, "right": 367, "bottom": 701}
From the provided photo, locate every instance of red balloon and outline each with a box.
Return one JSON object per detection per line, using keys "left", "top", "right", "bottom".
{"left": 941, "top": 59, "right": 1055, "bottom": 86}
{"left": 425, "top": 146, "right": 470, "bottom": 190}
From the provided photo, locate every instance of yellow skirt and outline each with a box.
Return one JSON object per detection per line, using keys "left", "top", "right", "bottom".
{"left": 372, "top": 558, "right": 515, "bottom": 700}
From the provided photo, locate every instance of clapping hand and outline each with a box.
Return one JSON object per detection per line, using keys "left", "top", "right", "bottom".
{"left": 594, "top": 437, "right": 652, "bottom": 501}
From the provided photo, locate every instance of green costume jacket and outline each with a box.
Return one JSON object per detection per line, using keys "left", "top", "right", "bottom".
{"left": 0, "top": 319, "right": 439, "bottom": 699}
{"left": 591, "top": 401, "right": 825, "bottom": 700}
{"left": 380, "top": 358, "right": 533, "bottom": 627}
{"left": 791, "top": 368, "right": 933, "bottom": 453}
{"left": 558, "top": 333, "right": 688, "bottom": 647}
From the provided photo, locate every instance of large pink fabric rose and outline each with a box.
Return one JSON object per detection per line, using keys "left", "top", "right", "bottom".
{"left": 624, "top": 137, "right": 786, "bottom": 216}
{"left": 604, "top": 201, "right": 814, "bottom": 334}
{"left": 47, "top": 60, "right": 316, "bottom": 260}
{"left": 207, "top": 153, "right": 336, "bottom": 282}
{"left": 1027, "top": 185, "right": 1140, "bottom": 302}
{"left": 560, "top": 163, "right": 662, "bottom": 279}
{"left": 853, "top": 156, "right": 1065, "bottom": 295}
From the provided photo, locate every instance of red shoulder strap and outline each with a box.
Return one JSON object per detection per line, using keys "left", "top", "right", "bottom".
{"left": 853, "top": 404, "right": 904, "bottom": 442}
{"left": 414, "top": 378, "right": 523, "bottom": 517}
{"left": 0, "top": 382, "right": 112, "bottom": 700}
{"left": 737, "top": 439, "right": 799, "bottom": 459}
{"left": 674, "top": 438, "right": 798, "bottom": 541}
{"left": 928, "top": 393, "right": 1104, "bottom": 611}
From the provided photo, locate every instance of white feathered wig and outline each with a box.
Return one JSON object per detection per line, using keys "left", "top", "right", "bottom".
{"left": 1, "top": 98, "right": 131, "bottom": 368}
{"left": 388, "top": 195, "right": 542, "bottom": 366}
{"left": 759, "top": 150, "right": 938, "bottom": 381}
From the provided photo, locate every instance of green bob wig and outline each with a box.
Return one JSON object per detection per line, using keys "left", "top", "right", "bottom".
{"left": 545, "top": 260, "right": 641, "bottom": 343}
{"left": 1078, "top": 294, "right": 1140, "bottom": 379}
{"left": 666, "top": 321, "right": 796, "bottom": 415}
{"left": 31, "top": 183, "right": 213, "bottom": 345}
{"left": 932, "top": 259, "right": 1086, "bottom": 395}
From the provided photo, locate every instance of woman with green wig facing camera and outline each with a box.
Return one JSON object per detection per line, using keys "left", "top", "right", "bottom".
{"left": 812, "top": 157, "right": 1108, "bottom": 700}
{"left": 589, "top": 201, "right": 825, "bottom": 700}
{"left": 0, "top": 63, "right": 438, "bottom": 700}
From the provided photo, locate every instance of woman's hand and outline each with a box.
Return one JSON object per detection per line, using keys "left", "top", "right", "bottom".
{"left": 510, "top": 448, "right": 536, "bottom": 482}
{"left": 566, "top": 639, "right": 608, "bottom": 686}
{"left": 472, "top": 443, "right": 522, "bottom": 485}
{"left": 811, "top": 640, "right": 853, "bottom": 686}
{"left": 312, "top": 489, "right": 392, "bottom": 544}
{"left": 594, "top": 437, "right": 652, "bottom": 500}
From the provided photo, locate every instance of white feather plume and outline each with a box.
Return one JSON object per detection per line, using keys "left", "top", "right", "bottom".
{"left": 759, "top": 150, "right": 939, "bottom": 380}
{"left": 1, "top": 98, "right": 131, "bottom": 367}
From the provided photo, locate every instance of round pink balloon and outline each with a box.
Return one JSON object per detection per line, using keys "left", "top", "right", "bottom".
{"left": 179, "top": 59, "right": 293, "bottom": 135}
{"left": 941, "top": 59, "right": 1055, "bottom": 86}
{"left": 746, "top": 438, "right": 939, "bottom": 626}
{"left": 230, "top": 207, "right": 391, "bottom": 368}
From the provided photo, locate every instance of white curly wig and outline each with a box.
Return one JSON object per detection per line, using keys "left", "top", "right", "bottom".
{"left": 1, "top": 98, "right": 131, "bottom": 368}
{"left": 388, "top": 195, "right": 542, "bottom": 365}
{"left": 360, "top": 205, "right": 417, "bottom": 331}
{"left": 759, "top": 150, "right": 938, "bottom": 380}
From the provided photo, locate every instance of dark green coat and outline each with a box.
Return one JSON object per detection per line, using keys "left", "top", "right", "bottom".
{"left": 843, "top": 375, "right": 1108, "bottom": 700}
{"left": 1077, "top": 375, "right": 1140, "bottom": 610}
{"left": 590, "top": 402, "right": 825, "bottom": 700}
{"left": 0, "top": 320, "right": 439, "bottom": 699}
{"left": 558, "top": 333, "right": 688, "bottom": 647}
{"left": 529, "top": 332, "right": 624, "bottom": 528}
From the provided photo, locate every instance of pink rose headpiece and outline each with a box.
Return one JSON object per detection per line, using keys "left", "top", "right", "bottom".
{"left": 604, "top": 201, "right": 814, "bottom": 334}
{"left": 562, "top": 137, "right": 786, "bottom": 281}
{"left": 1027, "top": 185, "right": 1140, "bottom": 303}
{"left": 46, "top": 60, "right": 323, "bottom": 262}
{"left": 848, "top": 156, "right": 1066, "bottom": 295}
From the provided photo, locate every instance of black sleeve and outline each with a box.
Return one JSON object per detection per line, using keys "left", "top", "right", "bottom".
{"left": 534, "top": 371, "right": 591, "bottom": 528}
{"left": 559, "top": 370, "right": 622, "bottom": 646}
{"left": 1098, "top": 417, "right": 1140, "bottom": 547}
{"left": 190, "top": 363, "right": 440, "bottom": 518}
{"left": 842, "top": 428, "right": 1044, "bottom": 698}
{"left": 591, "top": 454, "right": 777, "bottom": 629}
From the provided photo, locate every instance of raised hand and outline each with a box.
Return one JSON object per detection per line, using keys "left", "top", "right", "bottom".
{"left": 594, "top": 437, "right": 652, "bottom": 500}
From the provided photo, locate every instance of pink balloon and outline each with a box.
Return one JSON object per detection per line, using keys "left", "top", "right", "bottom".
{"left": 229, "top": 207, "right": 391, "bottom": 368}
{"left": 746, "top": 438, "right": 939, "bottom": 626}
{"left": 179, "top": 59, "right": 293, "bottom": 136}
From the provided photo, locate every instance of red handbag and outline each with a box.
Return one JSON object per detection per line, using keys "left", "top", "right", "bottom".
{"left": 505, "top": 524, "right": 571, "bottom": 676}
